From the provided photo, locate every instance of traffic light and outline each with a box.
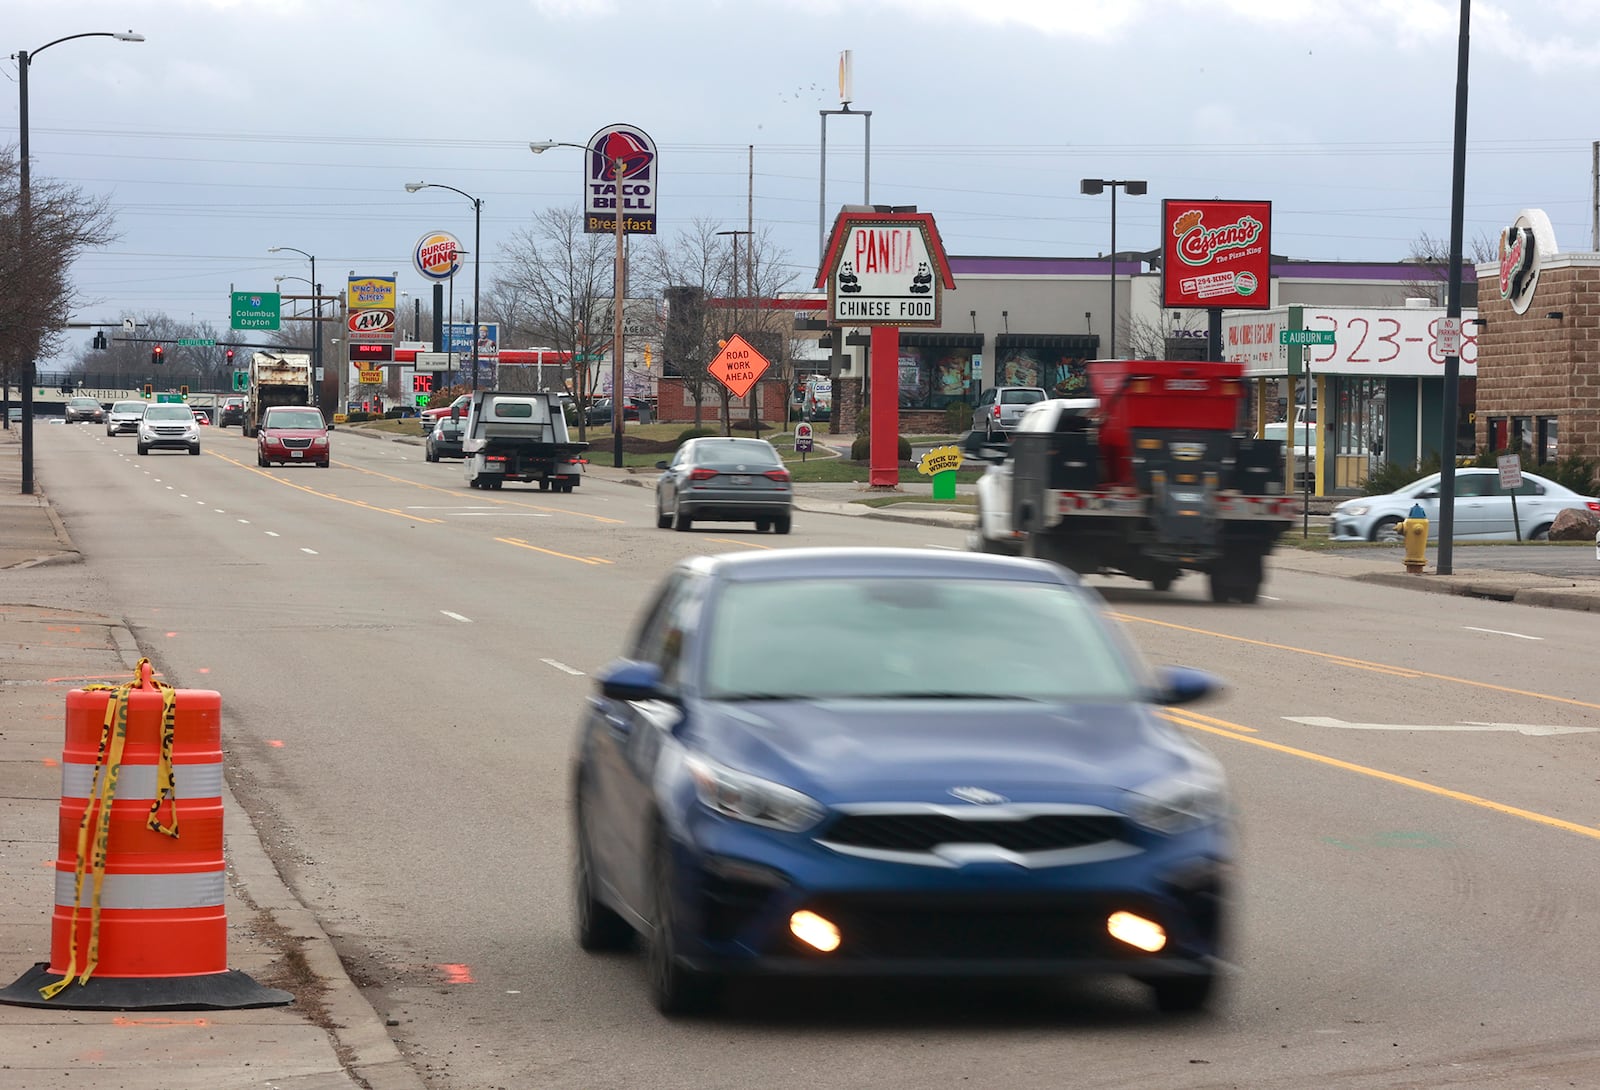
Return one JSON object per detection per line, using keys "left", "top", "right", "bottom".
{"left": 644, "top": 345, "right": 652, "bottom": 370}
{"left": 143, "top": 384, "right": 153, "bottom": 398}
{"left": 151, "top": 345, "right": 164, "bottom": 365}
{"left": 92, "top": 331, "right": 108, "bottom": 350}
{"left": 225, "top": 348, "right": 234, "bottom": 363}
{"left": 180, "top": 385, "right": 190, "bottom": 397}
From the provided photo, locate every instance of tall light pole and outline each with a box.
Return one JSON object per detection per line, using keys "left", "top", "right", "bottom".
{"left": 405, "top": 182, "right": 482, "bottom": 392}
{"left": 819, "top": 50, "right": 871, "bottom": 263}
{"left": 1079, "top": 178, "right": 1147, "bottom": 361}
{"left": 530, "top": 140, "right": 631, "bottom": 468}
{"left": 267, "top": 246, "right": 321, "bottom": 412}
{"left": 12, "top": 29, "right": 145, "bottom": 494}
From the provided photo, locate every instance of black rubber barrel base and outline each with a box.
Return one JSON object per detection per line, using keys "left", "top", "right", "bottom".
{"left": 0, "top": 963, "right": 293, "bottom": 1010}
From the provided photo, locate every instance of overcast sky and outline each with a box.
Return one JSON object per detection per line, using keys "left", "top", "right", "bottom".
{"left": 8, "top": 0, "right": 1599, "bottom": 357}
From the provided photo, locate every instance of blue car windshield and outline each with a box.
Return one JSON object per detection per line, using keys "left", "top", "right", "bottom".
{"left": 702, "top": 577, "right": 1147, "bottom": 702}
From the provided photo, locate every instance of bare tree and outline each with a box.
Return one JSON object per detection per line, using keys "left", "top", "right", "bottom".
{"left": 489, "top": 206, "right": 616, "bottom": 441}
{"left": 1402, "top": 229, "right": 1497, "bottom": 304}
{"left": 0, "top": 146, "right": 118, "bottom": 405}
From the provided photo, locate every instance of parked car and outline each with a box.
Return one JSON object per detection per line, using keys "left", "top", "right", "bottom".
{"left": 972, "top": 386, "right": 1047, "bottom": 441}
{"left": 105, "top": 400, "right": 147, "bottom": 436}
{"left": 419, "top": 393, "right": 471, "bottom": 433}
{"left": 654, "top": 436, "right": 793, "bottom": 533}
{"left": 219, "top": 397, "right": 248, "bottom": 427}
{"left": 425, "top": 417, "right": 466, "bottom": 461}
{"left": 572, "top": 547, "right": 1231, "bottom": 1015}
{"left": 585, "top": 397, "right": 645, "bottom": 425}
{"left": 191, "top": 406, "right": 213, "bottom": 425}
{"left": 136, "top": 402, "right": 201, "bottom": 456}
{"left": 5, "top": 406, "right": 22, "bottom": 425}
{"left": 1330, "top": 468, "right": 1600, "bottom": 542}
{"left": 256, "top": 405, "right": 330, "bottom": 468}
{"left": 64, "top": 396, "right": 106, "bottom": 424}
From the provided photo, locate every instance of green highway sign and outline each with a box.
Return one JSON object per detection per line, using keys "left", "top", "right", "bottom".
{"left": 232, "top": 291, "right": 281, "bottom": 331}
{"left": 177, "top": 337, "right": 217, "bottom": 347}
{"left": 232, "top": 370, "right": 248, "bottom": 392}
{"left": 1279, "top": 329, "right": 1336, "bottom": 346}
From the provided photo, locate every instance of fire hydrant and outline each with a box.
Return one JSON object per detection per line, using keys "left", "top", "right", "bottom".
{"left": 1403, "top": 502, "right": 1429, "bottom": 574}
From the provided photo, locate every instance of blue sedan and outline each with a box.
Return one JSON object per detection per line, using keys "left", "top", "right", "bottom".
{"left": 572, "top": 548, "right": 1232, "bottom": 1015}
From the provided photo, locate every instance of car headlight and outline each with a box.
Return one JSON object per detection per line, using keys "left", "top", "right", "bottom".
{"left": 686, "top": 756, "right": 824, "bottom": 832}
{"left": 1128, "top": 763, "right": 1229, "bottom": 834}
{"left": 1336, "top": 503, "right": 1370, "bottom": 517}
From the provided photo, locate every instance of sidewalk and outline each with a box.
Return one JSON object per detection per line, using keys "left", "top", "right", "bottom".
{"left": 0, "top": 428, "right": 423, "bottom": 1088}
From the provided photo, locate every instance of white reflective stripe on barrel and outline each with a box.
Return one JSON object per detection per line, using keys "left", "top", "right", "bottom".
{"left": 60, "top": 761, "right": 223, "bottom": 801}
{"left": 55, "top": 869, "right": 226, "bottom": 910}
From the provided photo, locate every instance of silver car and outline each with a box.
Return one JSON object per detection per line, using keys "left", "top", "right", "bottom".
{"left": 1330, "top": 468, "right": 1600, "bottom": 542}
{"left": 137, "top": 402, "right": 201, "bottom": 456}
{"left": 655, "top": 436, "right": 794, "bottom": 533}
{"left": 105, "top": 400, "right": 147, "bottom": 436}
{"left": 972, "top": 386, "right": 1047, "bottom": 442}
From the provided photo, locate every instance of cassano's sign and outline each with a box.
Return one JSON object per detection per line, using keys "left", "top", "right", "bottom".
{"left": 584, "top": 123, "right": 658, "bottom": 235}
{"left": 1498, "top": 208, "right": 1557, "bottom": 315}
{"left": 1161, "top": 199, "right": 1272, "bottom": 310}
{"left": 815, "top": 211, "right": 955, "bottom": 326}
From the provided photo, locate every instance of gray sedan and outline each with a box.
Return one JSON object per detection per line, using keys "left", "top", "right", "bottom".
{"left": 655, "top": 436, "right": 794, "bottom": 533}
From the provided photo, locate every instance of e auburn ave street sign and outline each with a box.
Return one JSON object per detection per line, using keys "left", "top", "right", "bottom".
{"left": 708, "top": 335, "right": 769, "bottom": 400}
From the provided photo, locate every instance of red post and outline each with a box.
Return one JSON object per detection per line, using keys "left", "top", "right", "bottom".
{"left": 869, "top": 326, "right": 900, "bottom": 487}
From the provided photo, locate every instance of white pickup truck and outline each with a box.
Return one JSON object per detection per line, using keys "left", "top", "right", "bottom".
{"left": 460, "top": 390, "right": 588, "bottom": 492}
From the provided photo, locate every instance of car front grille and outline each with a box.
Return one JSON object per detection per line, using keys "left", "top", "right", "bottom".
{"left": 822, "top": 811, "right": 1125, "bottom": 855}
{"left": 788, "top": 892, "right": 1148, "bottom": 961}
{"left": 150, "top": 426, "right": 191, "bottom": 437}
{"left": 281, "top": 438, "right": 312, "bottom": 449}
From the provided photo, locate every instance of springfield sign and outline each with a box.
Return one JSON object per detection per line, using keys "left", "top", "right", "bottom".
{"left": 1161, "top": 199, "right": 1272, "bottom": 310}
{"left": 816, "top": 211, "right": 955, "bottom": 326}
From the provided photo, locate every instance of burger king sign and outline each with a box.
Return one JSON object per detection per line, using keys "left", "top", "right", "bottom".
{"left": 413, "top": 231, "right": 462, "bottom": 281}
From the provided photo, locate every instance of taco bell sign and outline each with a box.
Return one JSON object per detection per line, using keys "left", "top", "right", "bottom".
{"left": 584, "top": 123, "right": 658, "bottom": 235}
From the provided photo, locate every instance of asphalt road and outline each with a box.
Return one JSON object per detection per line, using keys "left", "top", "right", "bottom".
{"left": 32, "top": 423, "right": 1600, "bottom": 1090}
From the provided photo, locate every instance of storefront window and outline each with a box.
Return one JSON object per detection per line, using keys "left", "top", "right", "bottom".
{"left": 1537, "top": 417, "right": 1558, "bottom": 463}
{"left": 1512, "top": 416, "right": 1534, "bottom": 455}
{"left": 998, "top": 350, "right": 1089, "bottom": 397}
{"left": 1487, "top": 417, "right": 1508, "bottom": 452}
{"left": 895, "top": 345, "right": 974, "bottom": 410}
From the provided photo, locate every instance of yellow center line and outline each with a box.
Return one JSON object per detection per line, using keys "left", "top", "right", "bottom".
{"left": 496, "top": 537, "right": 611, "bottom": 566}
{"left": 705, "top": 537, "right": 775, "bottom": 550}
{"left": 342, "top": 462, "right": 625, "bottom": 524}
{"left": 1112, "top": 612, "right": 1600, "bottom": 711}
{"left": 209, "top": 451, "right": 442, "bottom": 523}
{"left": 1177, "top": 716, "right": 1600, "bottom": 844}
{"left": 1162, "top": 708, "right": 1256, "bottom": 733}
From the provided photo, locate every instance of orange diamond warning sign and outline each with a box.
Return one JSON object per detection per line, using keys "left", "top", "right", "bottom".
{"left": 708, "top": 334, "right": 770, "bottom": 399}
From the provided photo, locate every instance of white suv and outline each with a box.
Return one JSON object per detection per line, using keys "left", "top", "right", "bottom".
{"left": 972, "top": 386, "right": 1047, "bottom": 442}
{"left": 137, "top": 402, "right": 201, "bottom": 456}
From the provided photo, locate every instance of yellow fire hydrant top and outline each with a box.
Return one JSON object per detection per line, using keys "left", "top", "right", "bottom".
{"left": 1403, "top": 502, "right": 1428, "bottom": 574}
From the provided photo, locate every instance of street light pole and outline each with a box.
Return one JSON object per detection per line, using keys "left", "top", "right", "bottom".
{"left": 406, "top": 182, "right": 484, "bottom": 393}
{"left": 1079, "top": 178, "right": 1147, "bottom": 361}
{"left": 267, "top": 245, "right": 321, "bottom": 412}
{"left": 12, "top": 29, "right": 145, "bottom": 494}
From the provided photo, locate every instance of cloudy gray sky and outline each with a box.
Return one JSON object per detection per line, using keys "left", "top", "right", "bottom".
{"left": 8, "top": 0, "right": 1598, "bottom": 357}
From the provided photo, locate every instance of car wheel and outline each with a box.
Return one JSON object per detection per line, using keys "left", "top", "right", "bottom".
{"left": 256, "top": 452, "right": 267, "bottom": 467}
{"left": 647, "top": 834, "right": 720, "bottom": 1015}
{"left": 317, "top": 461, "right": 329, "bottom": 469}
{"left": 1371, "top": 516, "right": 1403, "bottom": 543}
{"left": 1529, "top": 523, "right": 1552, "bottom": 541}
{"left": 1144, "top": 971, "right": 1217, "bottom": 1015}
{"left": 137, "top": 443, "right": 149, "bottom": 456}
{"left": 673, "top": 501, "right": 692, "bottom": 532}
{"left": 1151, "top": 568, "right": 1178, "bottom": 592}
{"left": 573, "top": 785, "right": 633, "bottom": 953}
{"left": 774, "top": 515, "right": 792, "bottom": 535}
{"left": 425, "top": 448, "right": 435, "bottom": 462}
{"left": 189, "top": 444, "right": 201, "bottom": 456}
{"left": 755, "top": 518, "right": 772, "bottom": 533}
{"left": 656, "top": 497, "right": 672, "bottom": 529}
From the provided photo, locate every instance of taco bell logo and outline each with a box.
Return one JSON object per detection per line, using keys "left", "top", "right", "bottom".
{"left": 584, "top": 123, "right": 658, "bottom": 236}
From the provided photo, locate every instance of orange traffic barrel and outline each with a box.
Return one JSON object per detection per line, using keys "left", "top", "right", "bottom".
{"left": 0, "top": 659, "right": 289, "bottom": 1010}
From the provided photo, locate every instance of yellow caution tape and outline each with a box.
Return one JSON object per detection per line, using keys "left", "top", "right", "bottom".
{"left": 39, "top": 658, "right": 180, "bottom": 1000}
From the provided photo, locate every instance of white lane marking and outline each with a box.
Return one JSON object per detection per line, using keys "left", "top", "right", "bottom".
{"left": 456, "top": 512, "right": 551, "bottom": 517}
{"left": 1260, "top": 595, "right": 1281, "bottom": 601}
{"left": 405, "top": 506, "right": 499, "bottom": 511}
{"left": 542, "top": 658, "right": 586, "bottom": 676}
{"left": 167, "top": 485, "right": 174, "bottom": 490}
{"left": 925, "top": 543, "right": 960, "bottom": 551}
{"left": 237, "top": 519, "right": 250, "bottom": 524}
{"left": 214, "top": 509, "right": 226, "bottom": 514}
{"left": 1464, "top": 626, "right": 1543, "bottom": 641}
{"left": 265, "top": 531, "right": 280, "bottom": 537}
{"left": 1284, "top": 716, "right": 1595, "bottom": 737}
{"left": 196, "top": 501, "right": 205, "bottom": 505}
{"left": 300, "top": 547, "right": 318, "bottom": 555}
{"left": 180, "top": 493, "right": 189, "bottom": 498}
{"left": 441, "top": 611, "right": 473, "bottom": 624}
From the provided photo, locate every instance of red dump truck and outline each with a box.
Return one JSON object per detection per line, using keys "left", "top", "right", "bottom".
{"left": 973, "top": 359, "right": 1298, "bottom": 603}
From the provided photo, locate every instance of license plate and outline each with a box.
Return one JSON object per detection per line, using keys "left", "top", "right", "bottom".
{"left": 291, "top": 450, "right": 303, "bottom": 458}
{"left": 730, "top": 475, "right": 750, "bottom": 485}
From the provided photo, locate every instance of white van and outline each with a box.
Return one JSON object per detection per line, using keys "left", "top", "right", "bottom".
{"left": 802, "top": 376, "right": 832, "bottom": 421}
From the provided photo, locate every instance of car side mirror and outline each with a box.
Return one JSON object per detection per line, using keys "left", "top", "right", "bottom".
{"left": 1154, "top": 665, "right": 1221, "bottom": 707}
{"left": 655, "top": 460, "right": 670, "bottom": 470}
{"left": 596, "top": 658, "right": 676, "bottom": 704}
{"left": 1418, "top": 489, "right": 1439, "bottom": 499}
